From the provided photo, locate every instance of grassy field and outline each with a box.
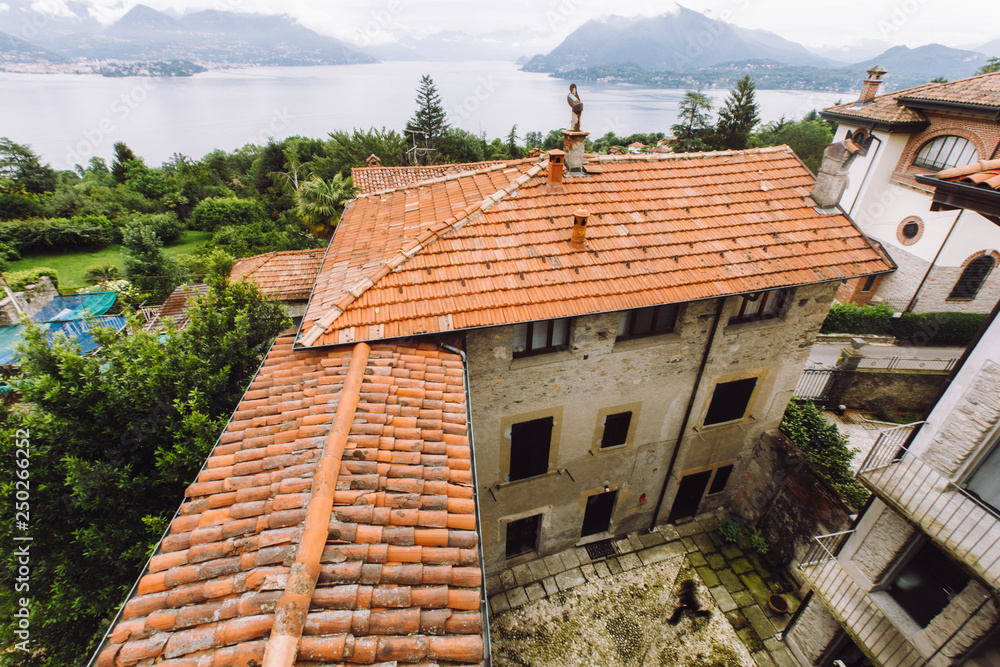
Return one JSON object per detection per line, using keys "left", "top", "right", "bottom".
{"left": 6, "top": 231, "right": 213, "bottom": 291}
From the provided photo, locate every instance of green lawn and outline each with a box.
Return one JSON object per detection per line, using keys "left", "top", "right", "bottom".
{"left": 7, "top": 231, "right": 213, "bottom": 291}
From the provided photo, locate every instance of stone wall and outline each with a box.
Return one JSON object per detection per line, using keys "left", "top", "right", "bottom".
{"left": 848, "top": 504, "right": 916, "bottom": 584}
{"left": 840, "top": 369, "right": 947, "bottom": 413}
{"left": 912, "top": 262, "right": 1000, "bottom": 315}
{"left": 0, "top": 276, "right": 57, "bottom": 325}
{"left": 922, "top": 360, "right": 1000, "bottom": 478}
{"left": 785, "top": 598, "right": 845, "bottom": 666}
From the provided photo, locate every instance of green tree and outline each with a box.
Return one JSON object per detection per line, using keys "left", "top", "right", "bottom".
{"left": 671, "top": 90, "right": 714, "bottom": 153}
{"left": 714, "top": 75, "right": 760, "bottom": 150}
{"left": 0, "top": 138, "right": 56, "bottom": 194}
{"left": 0, "top": 280, "right": 289, "bottom": 665}
{"left": 295, "top": 174, "right": 356, "bottom": 239}
{"left": 406, "top": 75, "right": 449, "bottom": 155}
{"left": 120, "top": 220, "right": 185, "bottom": 299}
{"left": 189, "top": 197, "right": 267, "bottom": 231}
{"left": 110, "top": 141, "right": 137, "bottom": 184}
{"left": 930, "top": 76, "right": 949, "bottom": 83}
{"left": 437, "top": 128, "right": 486, "bottom": 164}
{"left": 751, "top": 114, "right": 834, "bottom": 174}
{"left": 977, "top": 56, "right": 1000, "bottom": 74}
{"left": 524, "top": 130, "right": 543, "bottom": 150}
{"left": 311, "top": 128, "right": 408, "bottom": 179}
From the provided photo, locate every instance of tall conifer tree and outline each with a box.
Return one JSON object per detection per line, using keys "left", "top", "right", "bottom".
{"left": 715, "top": 76, "right": 760, "bottom": 150}
{"left": 406, "top": 75, "right": 449, "bottom": 156}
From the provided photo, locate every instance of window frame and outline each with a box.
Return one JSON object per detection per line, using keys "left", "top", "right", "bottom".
{"left": 703, "top": 377, "right": 758, "bottom": 426}
{"left": 512, "top": 318, "right": 571, "bottom": 358}
{"left": 913, "top": 135, "right": 978, "bottom": 172}
{"left": 505, "top": 513, "right": 542, "bottom": 559}
{"left": 729, "top": 288, "right": 792, "bottom": 325}
{"left": 599, "top": 411, "right": 632, "bottom": 449}
{"left": 616, "top": 304, "right": 679, "bottom": 340}
{"left": 948, "top": 255, "right": 996, "bottom": 301}
{"left": 508, "top": 416, "right": 554, "bottom": 482}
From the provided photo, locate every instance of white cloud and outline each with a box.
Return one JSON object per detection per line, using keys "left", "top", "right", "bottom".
{"left": 30, "top": 0, "right": 75, "bottom": 17}
{"left": 0, "top": 3, "right": 10, "bottom": 12}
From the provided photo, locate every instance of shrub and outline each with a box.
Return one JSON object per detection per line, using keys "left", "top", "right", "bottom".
{"left": 189, "top": 197, "right": 266, "bottom": 231}
{"left": 118, "top": 212, "right": 184, "bottom": 244}
{"left": 5, "top": 266, "right": 58, "bottom": 291}
{"left": 890, "top": 311, "right": 988, "bottom": 346}
{"left": 0, "top": 192, "right": 44, "bottom": 220}
{"left": 0, "top": 215, "right": 114, "bottom": 252}
{"left": 749, "top": 528, "right": 769, "bottom": 554}
{"left": 717, "top": 518, "right": 742, "bottom": 542}
{"left": 780, "top": 399, "right": 870, "bottom": 510}
{"left": 83, "top": 264, "right": 122, "bottom": 285}
{"left": 820, "top": 301, "right": 893, "bottom": 335}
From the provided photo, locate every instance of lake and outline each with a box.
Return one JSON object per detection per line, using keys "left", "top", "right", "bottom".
{"left": 1, "top": 60, "right": 849, "bottom": 170}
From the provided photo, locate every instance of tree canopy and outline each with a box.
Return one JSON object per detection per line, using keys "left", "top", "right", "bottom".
{"left": 670, "top": 90, "right": 714, "bottom": 153}
{"left": 714, "top": 75, "right": 760, "bottom": 150}
{"left": 405, "top": 75, "right": 449, "bottom": 159}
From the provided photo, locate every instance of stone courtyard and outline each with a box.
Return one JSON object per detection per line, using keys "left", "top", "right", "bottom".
{"left": 486, "top": 513, "right": 801, "bottom": 666}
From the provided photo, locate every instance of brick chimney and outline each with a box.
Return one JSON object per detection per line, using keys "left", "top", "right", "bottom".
{"left": 547, "top": 149, "right": 566, "bottom": 186}
{"left": 571, "top": 209, "right": 589, "bottom": 248}
{"left": 811, "top": 140, "right": 861, "bottom": 208}
{"left": 858, "top": 66, "right": 887, "bottom": 104}
{"left": 561, "top": 129, "right": 589, "bottom": 174}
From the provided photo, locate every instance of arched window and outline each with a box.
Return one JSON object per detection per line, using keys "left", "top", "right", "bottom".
{"left": 914, "top": 135, "right": 978, "bottom": 171}
{"left": 949, "top": 256, "right": 996, "bottom": 300}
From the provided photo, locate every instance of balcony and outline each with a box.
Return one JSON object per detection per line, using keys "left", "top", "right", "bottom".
{"left": 858, "top": 425, "right": 1000, "bottom": 589}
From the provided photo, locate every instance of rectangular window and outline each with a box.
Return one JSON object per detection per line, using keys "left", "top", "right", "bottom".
{"left": 513, "top": 318, "right": 570, "bottom": 358}
{"left": 888, "top": 542, "right": 969, "bottom": 627}
{"left": 600, "top": 412, "right": 632, "bottom": 448}
{"left": 506, "top": 514, "right": 541, "bottom": 558}
{"left": 616, "top": 305, "right": 678, "bottom": 340}
{"left": 861, "top": 275, "right": 877, "bottom": 292}
{"left": 509, "top": 417, "right": 553, "bottom": 481}
{"left": 704, "top": 378, "right": 757, "bottom": 425}
{"left": 729, "top": 288, "right": 791, "bottom": 324}
{"left": 707, "top": 464, "right": 734, "bottom": 495}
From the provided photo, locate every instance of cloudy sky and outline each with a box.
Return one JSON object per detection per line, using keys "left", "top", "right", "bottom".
{"left": 10, "top": 0, "right": 1000, "bottom": 53}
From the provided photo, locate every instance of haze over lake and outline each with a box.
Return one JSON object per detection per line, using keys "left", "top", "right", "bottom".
{"left": 3, "top": 61, "right": 849, "bottom": 170}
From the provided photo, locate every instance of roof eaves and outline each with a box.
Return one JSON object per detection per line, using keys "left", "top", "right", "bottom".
{"left": 298, "top": 161, "right": 548, "bottom": 348}
{"left": 818, "top": 110, "right": 929, "bottom": 133}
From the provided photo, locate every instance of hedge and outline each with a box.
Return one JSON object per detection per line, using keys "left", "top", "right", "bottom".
{"left": 189, "top": 197, "right": 266, "bottom": 231}
{"left": 0, "top": 215, "right": 114, "bottom": 252}
{"left": 821, "top": 302, "right": 988, "bottom": 346}
{"left": 119, "top": 212, "right": 184, "bottom": 244}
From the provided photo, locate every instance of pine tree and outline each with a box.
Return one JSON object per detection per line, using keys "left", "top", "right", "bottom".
{"left": 406, "top": 75, "right": 449, "bottom": 150}
{"left": 715, "top": 76, "right": 760, "bottom": 150}
{"left": 671, "top": 90, "right": 713, "bottom": 153}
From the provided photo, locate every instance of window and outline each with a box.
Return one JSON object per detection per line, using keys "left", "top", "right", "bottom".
{"left": 600, "top": 412, "right": 632, "bottom": 449}
{"left": 513, "top": 318, "right": 570, "bottom": 358}
{"left": 509, "top": 417, "right": 553, "bottom": 481}
{"left": 617, "top": 305, "right": 678, "bottom": 339}
{"left": 896, "top": 216, "right": 924, "bottom": 246}
{"left": 860, "top": 275, "right": 877, "bottom": 292}
{"left": 965, "top": 433, "right": 1000, "bottom": 513}
{"left": 901, "top": 221, "right": 920, "bottom": 240}
{"left": 913, "top": 135, "right": 978, "bottom": 171}
{"left": 704, "top": 378, "right": 757, "bottom": 425}
{"left": 707, "top": 464, "right": 734, "bottom": 495}
{"left": 948, "top": 256, "right": 995, "bottom": 300}
{"left": 506, "top": 514, "right": 541, "bottom": 558}
{"left": 730, "top": 288, "right": 791, "bottom": 324}
{"left": 887, "top": 541, "right": 969, "bottom": 627}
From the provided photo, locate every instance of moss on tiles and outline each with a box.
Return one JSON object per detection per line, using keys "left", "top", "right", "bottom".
{"left": 720, "top": 544, "right": 744, "bottom": 560}
{"left": 696, "top": 566, "right": 721, "bottom": 588}
{"left": 706, "top": 552, "right": 727, "bottom": 570}
{"left": 688, "top": 551, "right": 708, "bottom": 567}
{"left": 730, "top": 557, "right": 754, "bottom": 574}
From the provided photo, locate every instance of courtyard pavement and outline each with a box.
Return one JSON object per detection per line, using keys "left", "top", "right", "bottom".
{"left": 486, "top": 512, "right": 801, "bottom": 666}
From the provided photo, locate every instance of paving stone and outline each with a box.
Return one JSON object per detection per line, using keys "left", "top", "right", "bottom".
{"left": 732, "top": 590, "right": 755, "bottom": 607}
{"left": 709, "top": 585, "right": 738, "bottom": 613}
{"left": 725, "top": 609, "right": 749, "bottom": 630}
{"left": 719, "top": 568, "right": 744, "bottom": 592}
{"left": 692, "top": 532, "right": 718, "bottom": 553}
{"left": 744, "top": 604, "right": 777, "bottom": 642}
{"left": 561, "top": 549, "right": 582, "bottom": 569}
{"left": 638, "top": 541, "right": 686, "bottom": 565}
{"left": 737, "top": 626, "right": 765, "bottom": 653}
{"left": 687, "top": 551, "right": 708, "bottom": 567}
{"left": 489, "top": 591, "right": 510, "bottom": 614}
{"left": 697, "top": 516, "right": 719, "bottom": 533}
{"left": 485, "top": 574, "right": 503, "bottom": 596}
{"left": 627, "top": 532, "right": 645, "bottom": 551}
{"left": 512, "top": 563, "right": 534, "bottom": 587}
{"left": 676, "top": 521, "right": 702, "bottom": 537}
{"left": 769, "top": 611, "right": 792, "bottom": 633}
{"left": 580, "top": 562, "right": 598, "bottom": 582}
{"left": 681, "top": 537, "right": 697, "bottom": 552}
{"left": 499, "top": 569, "right": 516, "bottom": 590}
{"left": 593, "top": 560, "right": 611, "bottom": 579}
{"left": 764, "top": 638, "right": 784, "bottom": 653}
{"left": 658, "top": 525, "right": 681, "bottom": 542}
{"left": 709, "top": 532, "right": 725, "bottom": 547}
{"left": 769, "top": 646, "right": 800, "bottom": 667}
{"left": 614, "top": 537, "right": 633, "bottom": 554}
{"left": 741, "top": 572, "right": 774, "bottom": 609}
{"left": 731, "top": 557, "right": 754, "bottom": 574}
{"left": 506, "top": 586, "right": 529, "bottom": 608}
{"left": 695, "top": 566, "right": 720, "bottom": 588}
{"left": 527, "top": 559, "right": 549, "bottom": 583}
{"left": 639, "top": 530, "right": 666, "bottom": 547}
{"left": 542, "top": 576, "right": 559, "bottom": 597}
{"left": 525, "top": 582, "right": 546, "bottom": 602}
{"left": 619, "top": 552, "right": 643, "bottom": 571}
{"left": 607, "top": 557, "right": 623, "bottom": 575}
{"left": 543, "top": 553, "right": 567, "bottom": 577}
{"left": 720, "top": 544, "right": 744, "bottom": 559}
{"left": 752, "top": 649, "right": 776, "bottom": 666}
{"left": 706, "top": 552, "right": 726, "bottom": 569}
{"left": 555, "top": 567, "right": 586, "bottom": 590}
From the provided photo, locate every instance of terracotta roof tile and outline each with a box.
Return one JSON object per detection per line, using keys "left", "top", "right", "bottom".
{"left": 97, "top": 335, "right": 483, "bottom": 665}
{"left": 299, "top": 148, "right": 891, "bottom": 347}
{"left": 823, "top": 72, "right": 1000, "bottom": 124}
{"left": 351, "top": 160, "right": 518, "bottom": 194}
{"left": 142, "top": 284, "right": 210, "bottom": 333}
{"left": 229, "top": 248, "right": 327, "bottom": 302}
{"left": 934, "top": 159, "right": 1000, "bottom": 191}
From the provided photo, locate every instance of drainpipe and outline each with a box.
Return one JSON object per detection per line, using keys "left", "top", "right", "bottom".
{"left": 907, "top": 210, "right": 963, "bottom": 312}
{"left": 649, "top": 297, "right": 726, "bottom": 530}
{"left": 439, "top": 340, "right": 492, "bottom": 667}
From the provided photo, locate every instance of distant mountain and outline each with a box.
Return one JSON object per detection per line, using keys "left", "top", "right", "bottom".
{"left": 808, "top": 39, "right": 892, "bottom": 63}
{"left": 0, "top": 31, "right": 65, "bottom": 64}
{"left": 29, "top": 4, "right": 376, "bottom": 67}
{"left": 977, "top": 39, "right": 1000, "bottom": 57}
{"left": 844, "top": 44, "right": 986, "bottom": 84}
{"left": 522, "top": 6, "right": 836, "bottom": 73}
{"left": 369, "top": 29, "right": 549, "bottom": 62}
{"left": 0, "top": 0, "right": 101, "bottom": 38}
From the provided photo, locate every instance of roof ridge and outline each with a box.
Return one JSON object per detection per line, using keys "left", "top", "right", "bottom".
{"left": 591, "top": 146, "right": 791, "bottom": 163}
{"left": 355, "top": 158, "right": 542, "bottom": 199}
{"left": 299, "top": 161, "right": 548, "bottom": 347}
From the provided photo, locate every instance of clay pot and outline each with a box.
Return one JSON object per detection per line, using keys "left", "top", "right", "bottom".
{"left": 768, "top": 593, "right": 789, "bottom": 614}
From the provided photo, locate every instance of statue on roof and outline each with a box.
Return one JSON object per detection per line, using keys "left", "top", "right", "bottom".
{"left": 567, "top": 84, "right": 583, "bottom": 131}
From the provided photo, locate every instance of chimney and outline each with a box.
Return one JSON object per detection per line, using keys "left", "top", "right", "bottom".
{"left": 561, "top": 129, "right": 589, "bottom": 175}
{"left": 571, "top": 209, "right": 589, "bottom": 248}
{"left": 811, "top": 140, "right": 861, "bottom": 208}
{"left": 366, "top": 153, "right": 381, "bottom": 167}
{"left": 547, "top": 149, "right": 566, "bottom": 186}
{"left": 858, "top": 65, "right": 887, "bottom": 103}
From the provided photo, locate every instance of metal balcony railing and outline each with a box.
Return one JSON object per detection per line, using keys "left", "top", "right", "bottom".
{"left": 858, "top": 425, "right": 1000, "bottom": 589}
{"left": 798, "top": 531, "right": 926, "bottom": 666}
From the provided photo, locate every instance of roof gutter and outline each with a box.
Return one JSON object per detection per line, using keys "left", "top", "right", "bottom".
{"left": 818, "top": 110, "right": 928, "bottom": 134}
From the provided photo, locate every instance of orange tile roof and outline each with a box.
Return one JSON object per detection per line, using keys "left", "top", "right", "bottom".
{"left": 96, "top": 334, "right": 483, "bottom": 666}
{"left": 230, "top": 248, "right": 327, "bottom": 302}
{"left": 142, "top": 284, "right": 210, "bottom": 333}
{"left": 352, "top": 161, "right": 514, "bottom": 194}
{"left": 299, "top": 147, "right": 892, "bottom": 348}
{"left": 822, "top": 86, "right": 931, "bottom": 125}
{"left": 936, "top": 159, "right": 1000, "bottom": 190}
